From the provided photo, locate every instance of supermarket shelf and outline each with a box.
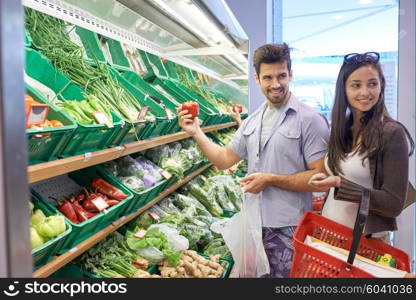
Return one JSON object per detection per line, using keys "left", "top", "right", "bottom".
{"left": 33, "top": 163, "right": 212, "bottom": 278}
{"left": 28, "top": 147, "right": 125, "bottom": 184}
{"left": 28, "top": 122, "right": 236, "bottom": 183}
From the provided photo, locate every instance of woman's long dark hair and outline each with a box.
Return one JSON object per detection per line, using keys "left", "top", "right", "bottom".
{"left": 327, "top": 60, "right": 414, "bottom": 175}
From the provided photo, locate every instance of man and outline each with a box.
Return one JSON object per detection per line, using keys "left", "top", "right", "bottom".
{"left": 178, "top": 43, "right": 329, "bottom": 278}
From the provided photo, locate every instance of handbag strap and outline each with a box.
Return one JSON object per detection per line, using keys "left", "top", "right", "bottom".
{"left": 347, "top": 188, "right": 370, "bottom": 265}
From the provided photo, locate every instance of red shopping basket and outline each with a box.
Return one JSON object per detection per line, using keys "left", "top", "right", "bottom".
{"left": 291, "top": 189, "right": 411, "bottom": 278}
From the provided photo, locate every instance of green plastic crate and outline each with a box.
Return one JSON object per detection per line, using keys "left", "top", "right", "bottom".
{"left": 164, "top": 60, "right": 180, "bottom": 81}
{"left": 31, "top": 170, "right": 133, "bottom": 252}
{"left": 110, "top": 68, "right": 174, "bottom": 139}
{"left": 31, "top": 194, "right": 72, "bottom": 269}
{"left": 26, "top": 85, "right": 77, "bottom": 165}
{"left": 25, "top": 48, "right": 123, "bottom": 157}
{"left": 137, "top": 49, "right": 157, "bottom": 81}
{"left": 106, "top": 39, "right": 131, "bottom": 70}
{"left": 145, "top": 52, "right": 169, "bottom": 79}
{"left": 72, "top": 26, "right": 107, "bottom": 64}
{"left": 117, "top": 69, "right": 181, "bottom": 136}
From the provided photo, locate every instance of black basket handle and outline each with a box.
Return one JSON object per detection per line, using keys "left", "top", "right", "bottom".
{"left": 347, "top": 188, "right": 370, "bottom": 265}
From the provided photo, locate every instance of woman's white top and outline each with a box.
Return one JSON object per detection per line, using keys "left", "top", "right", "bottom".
{"left": 322, "top": 151, "right": 372, "bottom": 229}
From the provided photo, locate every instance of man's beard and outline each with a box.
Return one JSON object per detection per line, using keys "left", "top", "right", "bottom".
{"left": 266, "top": 87, "right": 288, "bottom": 105}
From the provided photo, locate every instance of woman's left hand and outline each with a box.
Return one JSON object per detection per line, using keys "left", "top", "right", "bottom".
{"left": 308, "top": 173, "right": 341, "bottom": 191}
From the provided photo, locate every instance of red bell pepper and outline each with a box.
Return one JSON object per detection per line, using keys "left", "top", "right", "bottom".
{"left": 105, "top": 199, "right": 120, "bottom": 207}
{"left": 57, "top": 199, "right": 79, "bottom": 224}
{"left": 180, "top": 101, "right": 199, "bottom": 119}
{"left": 75, "top": 193, "right": 85, "bottom": 202}
{"left": 72, "top": 200, "right": 97, "bottom": 222}
{"left": 91, "top": 178, "right": 128, "bottom": 201}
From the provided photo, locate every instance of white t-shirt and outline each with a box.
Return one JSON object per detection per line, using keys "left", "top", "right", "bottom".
{"left": 322, "top": 152, "right": 372, "bottom": 229}
{"left": 260, "top": 104, "right": 284, "bottom": 149}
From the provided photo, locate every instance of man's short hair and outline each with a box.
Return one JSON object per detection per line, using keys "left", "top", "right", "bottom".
{"left": 253, "top": 43, "right": 292, "bottom": 75}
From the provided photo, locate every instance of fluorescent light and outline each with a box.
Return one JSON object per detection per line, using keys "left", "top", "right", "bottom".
{"left": 330, "top": 15, "right": 344, "bottom": 20}
{"left": 152, "top": 0, "right": 208, "bottom": 42}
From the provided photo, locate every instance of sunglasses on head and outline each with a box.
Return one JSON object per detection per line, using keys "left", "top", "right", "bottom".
{"left": 343, "top": 52, "right": 380, "bottom": 65}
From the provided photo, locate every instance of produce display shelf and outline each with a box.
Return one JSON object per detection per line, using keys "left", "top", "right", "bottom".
{"left": 32, "top": 163, "right": 212, "bottom": 278}
{"left": 28, "top": 122, "right": 236, "bottom": 183}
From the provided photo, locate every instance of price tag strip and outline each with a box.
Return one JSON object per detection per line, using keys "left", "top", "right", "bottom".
{"left": 83, "top": 152, "right": 92, "bottom": 162}
{"left": 160, "top": 170, "right": 173, "bottom": 180}
{"left": 26, "top": 103, "right": 50, "bottom": 127}
{"left": 165, "top": 108, "right": 173, "bottom": 120}
{"left": 93, "top": 112, "right": 113, "bottom": 128}
{"left": 134, "top": 228, "right": 147, "bottom": 239}
{"left": 148, "top": 212, "right": 160, "bottom": 222}
{"left": 137, "top": 106, "right": 149, "bottom": 120}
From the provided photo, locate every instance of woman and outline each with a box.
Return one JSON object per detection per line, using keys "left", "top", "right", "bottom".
{"left": 308, "top": 52, "right": 414, "bottom": 242}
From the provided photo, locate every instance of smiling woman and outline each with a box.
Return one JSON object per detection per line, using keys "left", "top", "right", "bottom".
{"left": 308, "top": 51, "right": 414, "bottom": 245}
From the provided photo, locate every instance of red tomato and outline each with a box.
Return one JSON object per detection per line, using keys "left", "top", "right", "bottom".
{"left": 180, "top": 101, "right": 199, "bottom": 119}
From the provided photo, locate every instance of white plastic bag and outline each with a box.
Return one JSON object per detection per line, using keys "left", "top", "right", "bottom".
{"left": 148, "top": 224, "right": 189, "bottom": 252}
{"left": 212, "top": 193, "right": 269, "bottom": 277}
{"left": 137, "top": 246, "right": 165, "bottom": 263}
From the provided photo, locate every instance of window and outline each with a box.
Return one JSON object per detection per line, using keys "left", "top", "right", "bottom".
{"left": 275, "top": 0, "right": 399, "bottom": 120}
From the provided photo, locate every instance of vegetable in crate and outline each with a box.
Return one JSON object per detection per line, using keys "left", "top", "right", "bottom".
{"left": 210, "top": 183, "right": 236, "bottom": 211}
{"left": 120, "top": 176, "right": 145, "bottom": 193}
{"left": 25, "top": 9, "right": 156, "bottom": 124}
{"left": 31, "top": 227, "right": 45, "bottom": 249}
{"left": 116, "top": 156, "right": 144, "bottom": 178}
{"left": 126, "top": 211, "right": 156, "bottom": 230}
{"left": 91, "top": 178, "right": 128, "bottom": 200}
{"left": 187, "top": 182, "right": 223, "bottom": 217}
{"left": 72, "top": 200, "right": 97, "bottom": 222}
{"left": 74, "top": 233, "right": 155, "bottom": 278}
{"left": 56, "top": 199, "right": 79, "bottom": 224}
{"left": 180, "top": 101, "right": 199, "bottom": 119}
{"left": 203, "top": 238, "right": 232, "bottom": 258}
{"left": 159, "top": 250, "right": 227, "bottom": 278}
{"left": 36, "top": 215, "right": 66, "bottom": 239}
{"left": 135, "top": 157, "right": 163, "bottom": 182}
{"left": 102, "top": 161, "right": 118, "bottom": 177}
{"left": 125, "top": 227, "right": 182, "bottom": 267}
{"left": 29, "top": 202, "right": 67, "bottom": 249}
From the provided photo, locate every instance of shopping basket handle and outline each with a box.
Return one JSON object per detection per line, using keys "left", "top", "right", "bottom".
{"left": 347, "top": 188, "right": 370, "bottom": 265}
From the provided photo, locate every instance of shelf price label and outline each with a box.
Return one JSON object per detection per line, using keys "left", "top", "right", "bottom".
{"left": 83, "top": 152, "right": 92, "bottom": 162}
{"left": 91, "top": 196, "right": 109, "bottom": 212}
{"left": 160, "top": 169, "right": 173, "bottom": 180}
{"left": 137, "top": 106, "right": 149, "bottom": 120}
{"left": 165, "top": 108, "right": 173, "bottom": 120}
{"left": 134, "top": 228, "right": 147, "bottom": 239}
{"left": 148, "top": 212, "right": 160, "bottom": 222}
{"left": 93, "top": 112, "right": 112, "bottom": 128}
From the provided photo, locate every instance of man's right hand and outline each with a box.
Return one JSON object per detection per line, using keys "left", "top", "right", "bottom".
{"left": 177, "top": 108, "right": 201, "bottom": 136}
